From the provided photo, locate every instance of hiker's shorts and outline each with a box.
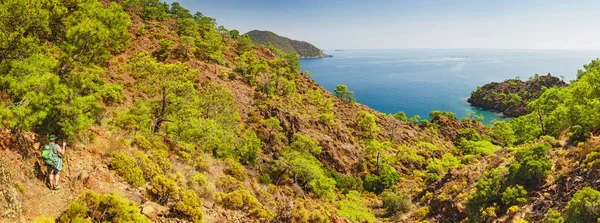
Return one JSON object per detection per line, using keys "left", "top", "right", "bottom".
{"left": 48, "top": 158, "right": 62, "bottom": 175}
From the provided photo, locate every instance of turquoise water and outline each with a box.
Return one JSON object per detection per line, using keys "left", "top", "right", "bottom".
{"left": 300, "top": 49, "right": 600, "bottom": 123}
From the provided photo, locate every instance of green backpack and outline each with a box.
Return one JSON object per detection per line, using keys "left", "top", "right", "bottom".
{"left": 41, "top": 144, "right": 59, "bottom": 167}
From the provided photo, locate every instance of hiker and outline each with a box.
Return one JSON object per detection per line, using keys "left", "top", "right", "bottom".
{"left": 42, "top": 135, "right": 65, "bottom": 190}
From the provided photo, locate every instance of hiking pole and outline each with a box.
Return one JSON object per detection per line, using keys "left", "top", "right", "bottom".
{"left": 64, "top": 142, "right": 73, "bottom": 190}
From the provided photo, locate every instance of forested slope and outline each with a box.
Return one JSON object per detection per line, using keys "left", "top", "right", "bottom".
{"left": 1, "top": 1, "right": 600, "bottom": 223}
{"left": 468, "top": 74, "right": 567, "bottom": 117}
{"left": 246, "top": 30, "right": 326, "bottom": 58}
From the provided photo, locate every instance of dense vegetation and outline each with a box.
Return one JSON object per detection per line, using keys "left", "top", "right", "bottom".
{"left": 246, "top": 30, "right": 327, "bottom": 58}
{"left": 468, "top": 74, "right": 567, "bottom": 116}
{"left": 1, "top": 0, "right": 600, "bottom": 222}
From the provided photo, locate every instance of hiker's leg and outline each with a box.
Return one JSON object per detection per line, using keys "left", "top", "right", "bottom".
{"left": 48, "top": 173, "right": 54, "bottom": 187}
{"left": 54, "top": 158, "right": 62, "bottom": 187}
{"left": 55, "top": 173, "right": 60, "bottom": 187}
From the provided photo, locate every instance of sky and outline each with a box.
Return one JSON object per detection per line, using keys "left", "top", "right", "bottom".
{"left": 164, "top": 0, "right": 600, "bottom": 50}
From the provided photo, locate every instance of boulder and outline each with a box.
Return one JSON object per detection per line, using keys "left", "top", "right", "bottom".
{"left": 142, "top": 201, "right": 169, "bottom": 220}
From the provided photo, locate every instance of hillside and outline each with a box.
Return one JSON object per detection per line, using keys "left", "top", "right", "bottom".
{"left": 246, "top": 30, "right": 327, "bottom": 58}
{"left": 2, "top": 1, "right": 600, "bottom": 223}
{"left": 468, "top": 74, "right": 567, "bottom": 117}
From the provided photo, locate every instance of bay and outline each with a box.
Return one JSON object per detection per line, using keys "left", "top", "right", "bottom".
{"left": 300, "top": 49, "right": 600, "bottom": 123}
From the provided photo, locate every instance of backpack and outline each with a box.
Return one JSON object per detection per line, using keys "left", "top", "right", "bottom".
{"left": 41, "top": 144, "right": 59, "bottom": 167}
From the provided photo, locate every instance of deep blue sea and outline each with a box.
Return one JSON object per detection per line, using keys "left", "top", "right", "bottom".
{"left": 300, "top": 49, "right": 600, "bottom": 123}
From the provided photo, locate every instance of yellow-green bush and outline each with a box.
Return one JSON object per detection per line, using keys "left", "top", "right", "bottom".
{"left": 248, "top": 207, "right": 275, "bottom": 220}
{"left": 32, "top": 216, "right": 55, "bottom": 223}
{"left": 136, "top": 152, "right": 162, "bottom": 181}
{"left": 224, "top": 157, "right": 246, "bottom": 181}
{"left": 133, "top": 135, "right": 153, "bottom": 151}
{"left": 292, "top": 200, "right": 331, "bottom": 223}
{"left": 339, "top": 191, "right": 375, "bottom": 223}
{"left": 174, "top": 189, "right": 204, "bottom": 223}
{"left": 217, "top": 175, "right": 243, "bottom": 193}
{"left": 149, "top": 149, "right": 172, "bottom": 172}
{"left": 192, "top": 156, "right": 210, "bottom": 172}
{"left": 58, "top": 190, "right": 149, "bottom": 223}
{"left": 149, "top": 175, "right": 180, "bottom": 204}
{"left": 216, "top": 189, "right": 273, "bottom": 220}
{"left": 506, "top": 205, "right": 519, "bottom": 214}
{"left": 111, "top": 152, "right": 145, "bottom": 187}
{"left": 216, "top": 189, "right": 262, "bottom": 209}
{"left": 189, "top": 172, "right": 212, "bottom": 196}
{"left": 412, "top": 206, "right": 429, "bottom": 220}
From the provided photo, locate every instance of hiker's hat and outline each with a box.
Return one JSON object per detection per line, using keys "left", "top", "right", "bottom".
{"left": 49, "top": 135, "right": 57, "bottom": 142}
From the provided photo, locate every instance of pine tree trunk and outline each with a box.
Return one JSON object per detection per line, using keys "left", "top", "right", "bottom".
{"left": 154, "top": 88, "right": 167, "bottom": 133}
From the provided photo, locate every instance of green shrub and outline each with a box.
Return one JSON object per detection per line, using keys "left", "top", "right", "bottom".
{"left": 111, "top": 152, "right": 146, "bottom": 187}
{"left": 133, "top": 135, "right": 153, "bottom": 151}
{"left": 429, "top": 110, "right": 456, "bottom": 120}
{"left": 508, "top": 143, "right": 551, "bottom": 187}
{"left": 224, "top": 157, "right": 246, "bottom": 181}
{"left": 114, "top": 101, "right": 153, "bottom": 135}
{"left": 392, "top": 111, "right": 408, "bottom": 122}
{"left": 216, "top": 188, "right": 275, "bottom": 220}
{"left": 425, "top": 153, "right": 460, "bottom": 183}
{"left": 581, "top": 151, "right": 600, "bottom": 168}
{"left": 319, "top": 113, "right": 335, "bottom": 125}
{"left": 545, "top": 208, "right": 564, "bottom": 223}
{"left": 149, "top": 175, "right": 180, "bottom": 204}
{"left": 339, "top": 191, "right": 375, "bottom": 223}
{"left": 149, "top": 149, "right": 172, "bottom": 172}
{"left": 174, "top": 189, "right": 204, "bottom": 223}
{"left": 334, "top": 84, "right": 355, "bottom": 102}
{"left": 292, "top": 200, "right": 331, "bottom": 223}
{"left": 124, "top": 0, "right": 170, "bottom": 21}
{"left": 156, "top": 39, "right": 173, "bottom": 61}
{"left": 99, "top": 84, "right": 125, "bottom": 105}
{"left": 458, "top": 128, "right": 488, "bottom": 142}
{"left": 565, "top": 187, "right": 600, "bottom": 223}
{"left": 501, "top": 185, "right": 527, "bottom": 207}
{"left": 458, "top": 138, "right": 499, "bottom": 155}
{"left": 248, "top": 207, "right": 276, "bottom": 220}
{"left": 216, "top": 189, "right": 262, "bottom": 210}
{"left": 192, "top": 156, "right": 210, "bottom": 172}
{"left": 396, "top": 145, "right": 426, "bottom": 167}
{"left": 259, "top": 173, "right": 272, "bottom": 184}
{"left": 188, "top": 172, "right": 211, "bottom": 196}
{"left": 491, "top": 120, "right": 516, "bottom": 146}
{"left": 412, "top": 206, "right": 429, "bottom": 220}
{"left": 467, "top": 168, "right": 506, "bottom": 222}
{"left": 14, "top": 182, "right": 26, "bottom": 194}
{"left": 329, "top": 170, "right": 362, "bottom": 192}
{"left": 276, "top": 149, "right": 335, "bottom": 198}
{"left": 568, "top": 125, "right": 590, "bottom": 145}
{"left": 217, "top": 175, "right": 243, "bottom": 193}
{"left": 136, "top": 152, "right": 162, "bottom": 181}
{"left": 289, "top": 133, "right": 322, "bottom": 155}
{"left": 237, "top": 130, "right": 262, "bottom": 165}
{"left": 356, "top": 111, "right": 380, "bottom": 139}
{"left": 32, "top": 216, "right": 55, "bottom": 223}
{"left": 58, "top": 190, "right": 149, "bottom": 223}
{"left": 363, "top": 164, "right": 400, "bottom": 194}
{"left": 307, "top": 176, "right": 336, "bottom": 198}
{"left": 380, "top": 191, "right": 412, "bottom": 214}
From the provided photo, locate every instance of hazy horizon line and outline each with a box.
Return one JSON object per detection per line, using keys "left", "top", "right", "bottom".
{"left": 320, "top": 47, "right": 600, "bottom": 51}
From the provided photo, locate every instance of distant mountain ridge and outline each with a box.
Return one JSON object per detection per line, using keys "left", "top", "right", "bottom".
{"left": 245, "top": 30, "right": 326, "bottom": 58}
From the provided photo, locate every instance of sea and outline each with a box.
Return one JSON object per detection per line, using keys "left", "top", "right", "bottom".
{"left": 300, "top": 49, "right": 600, "bottom": 124}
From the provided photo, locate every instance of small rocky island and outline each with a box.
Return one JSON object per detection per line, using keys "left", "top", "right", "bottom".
{"left": 468, "top": 74, "right": 567, "bottom": 117}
